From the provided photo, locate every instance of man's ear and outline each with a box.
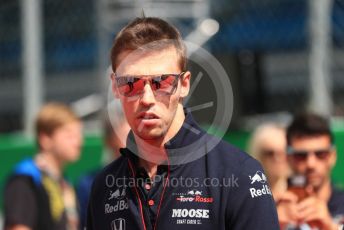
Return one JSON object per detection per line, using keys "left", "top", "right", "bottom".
{"left": 180, "top": 71, "right": 191, "bottom": 98}
{"left": 111, "top": 73, "right": 120, "bottom": 98}
{"left": 329, "top": 148, "right": 337, "bottom": 169}
{"left": 39, "top": 132, "right": 52, "bottom": 151}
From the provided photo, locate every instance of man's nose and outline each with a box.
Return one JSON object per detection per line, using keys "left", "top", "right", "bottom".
{"left": 140, "top": 82, "right": 156, "bottom": 106}
{"left": 305, "top": 152, "right": 317, "bottom": 168}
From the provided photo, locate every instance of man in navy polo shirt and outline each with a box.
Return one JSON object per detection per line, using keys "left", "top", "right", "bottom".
{"left": 86, "top": 16, "right": 279, "bottom": 230}
{"left": 277, "top": 113, "right": 344, "bottom": 229}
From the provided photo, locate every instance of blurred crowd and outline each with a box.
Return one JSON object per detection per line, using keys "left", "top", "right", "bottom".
{"left": 2, "top": 0, "right": 344, "bottom": 229}
{"left": 1, "top": 102, "right": 130, "bottom": 230}
{"left": 249, "top": 114, "right": 344, "bottom": 229}
{"left": 2, "top": 101, "right": 344, "bottom": 230}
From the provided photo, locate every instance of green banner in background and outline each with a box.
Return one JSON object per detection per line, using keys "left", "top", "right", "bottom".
{"left": 0, "top": 129, "right": 343, "bottom": 212}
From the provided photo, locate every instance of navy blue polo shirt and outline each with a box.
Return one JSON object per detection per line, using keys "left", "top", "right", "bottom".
{"left": 326, "top": 185, "right": 344, "bottom": 227}
{"left": 86, "top": 113, "right": 279, "bottom": 230}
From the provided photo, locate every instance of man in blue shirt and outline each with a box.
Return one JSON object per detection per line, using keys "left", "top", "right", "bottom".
{"left": 86, "top": 16, "right": 279, "bottom": 230}
{"left": 4, "top": 103, "right": 82, "bottom": 230}
{"left": 277, "top": 113, "right": 344, "bottom": 229}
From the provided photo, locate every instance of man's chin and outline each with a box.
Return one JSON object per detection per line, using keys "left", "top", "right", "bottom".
{"left": 62, "top": 153, "right": 80, "bottom": 163}
{"left": 135, "top": 129, "right": 164, "bottom": 141}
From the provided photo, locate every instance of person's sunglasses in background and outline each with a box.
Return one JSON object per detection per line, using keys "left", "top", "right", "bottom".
{"left": 287, "top": 146, "right": 334, "bottom": 161}
{"left": 113, "top": 72, "right": 185, "bottom": 98}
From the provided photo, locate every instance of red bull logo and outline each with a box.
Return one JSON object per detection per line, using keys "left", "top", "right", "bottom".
{"left": 249, "top": 171, "right": 267, "bottom": 184}
{"left": 249, "top": 185, "right": 272, "bottom": 198}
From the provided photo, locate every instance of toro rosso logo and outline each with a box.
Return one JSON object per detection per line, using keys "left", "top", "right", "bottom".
{"left": 187, "top": 190, "right": 202, "bottom": 196}
{"left": 175, "top": 190, "right": 213, "bottom": 203}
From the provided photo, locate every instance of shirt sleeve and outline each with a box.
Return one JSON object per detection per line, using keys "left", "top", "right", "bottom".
{"left": 4, "top": 176, "right": 37, "bottom": 228}
{"left": 227, "top": 157, "right": 280, "bottom": 229}
{"left": 86, "top": 179, "right": 96, "bottom": 230}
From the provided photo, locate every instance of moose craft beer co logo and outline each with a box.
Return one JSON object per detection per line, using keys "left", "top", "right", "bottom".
{"left": 170, "top": 189, "right": 213, "bottom": 225}
{"left": 248, "top": 171, "right": 272, "bottom": 198}
{"left": 105, "top": 187, "right": 129, "bottom": 214}
{"left": 171, "top": 208, "right": 210, "bottom": 225}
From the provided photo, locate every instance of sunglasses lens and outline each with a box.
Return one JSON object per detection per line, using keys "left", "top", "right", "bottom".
{"left": 314, "top": 150, "right": 330, "bottom": 159}
{"left": 116, "top": 74, "right": 180, "bottom": 97}
{"left": 292, "top": 151, "right": 308, "bottom": 161}
{"left": 290, "top": 148, "right": 331, "bottom": 161}
{"left": 116, "top": 77, "right": 144, "bottom": 97}
{"left": 152, "top": 75, "right": 178, "bottom": 94}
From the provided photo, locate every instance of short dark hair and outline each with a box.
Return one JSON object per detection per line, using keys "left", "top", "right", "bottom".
{"left": 110, "top": 17, "right": 187, "bottom": 72}
{"left": 286, "top": 112, "right": 333, "bottom": 145}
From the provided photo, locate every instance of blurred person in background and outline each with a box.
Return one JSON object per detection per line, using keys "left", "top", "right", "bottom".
{"left": 277, "top": 113, "right": 344, "bottom": 230}
{"left": 4, "top": 102, "right": 83, "bottom": 230}
{"left": 76, "top": 104, "right": 129, "bottom": 229}
{"left": 101, "top": 100, "right": 131, "bottom": 164}
{"left": 249, "top": 123, "right": 290, "bottom": 200}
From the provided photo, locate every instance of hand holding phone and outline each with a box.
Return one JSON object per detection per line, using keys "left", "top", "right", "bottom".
{"left": 287, "top": 175, "right": 308, "bottom": 202}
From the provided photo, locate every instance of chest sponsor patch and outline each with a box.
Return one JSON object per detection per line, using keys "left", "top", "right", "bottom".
{"left": 174, "top": 189, "right": 214, "bottom": 203}
{"left": 105, "top": 187, "right": 129, "bottom": 214}
{"left": 105, "top": 199, "right": 129, "bottom": 214}
{"left": 111, "top": 218, "right": 126, "bottom": 230}
{"left": 171, "top": 209, "right": 209, "bottom": 225}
